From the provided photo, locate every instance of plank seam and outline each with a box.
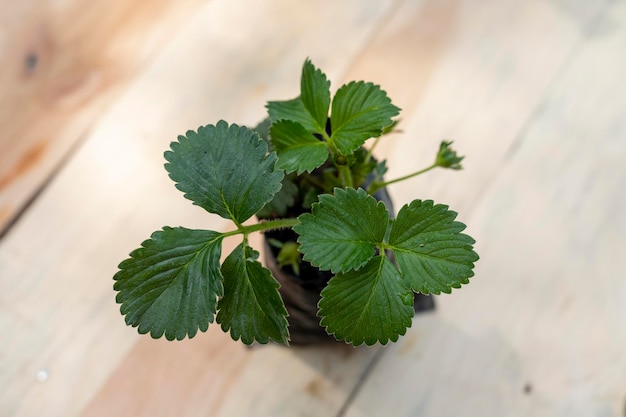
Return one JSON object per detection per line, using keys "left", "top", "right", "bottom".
{"left": 335, "top": 347, "right": 386, "bottom": 417}
{"left": 0, "top": 128, "right": 91, "bottom": 242}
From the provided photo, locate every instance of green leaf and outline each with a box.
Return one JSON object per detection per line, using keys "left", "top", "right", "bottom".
{"left": 388, "top": 200, "right": 479, "bottom": 294}
{"left": 164, "top": 120, "right": 283, "bottom": 223}
{"left": 300, "top": 58, "right": 331, "bottom": 132}
{"left": 295, "top": 187, "right": 389, "bottom": 274}
{"left": 330, "top": 81, "right": 400, "bottom": 154}
{"left": 266, "top": 60, "right": 330, "bottom": 135}
{"left": 216, "top": 243, "right": 289, "bottom": 345}
{"left": 270, "top": 120, "right": 329, "bottom": 174}
{"left": 113, "top": 227, "right": 224, "bottom": 341}
{"left": 267, "top": 97, "right": 320, "bottom": 134}
{"left": 253, "top": 117, "right": 272, "bottom": 148}
{"left": 256, "top": 175, "right": 298, "bottom": 218}
{"left": 319, "top": 256, "right": 414, "bottom": 346}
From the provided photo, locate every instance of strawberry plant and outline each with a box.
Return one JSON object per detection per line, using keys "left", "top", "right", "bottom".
{"left": 113, "top": 59, "right": 478, "bottom": 346}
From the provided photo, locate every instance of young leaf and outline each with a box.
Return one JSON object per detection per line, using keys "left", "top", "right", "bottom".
{"left": 319, "top": 256, "right": 414, "bottom": 346}
{"left": 164, "top": 120, "right": 283, "bottom": 223}
{"left": 216, "top": 243, "right": 289, "bottom": 345}
{"left": 435, "top": 140, "right": 464, "bottom": 170}
{"left": 388, "top": 200, "right": 479, "bottom": 294}
{"left": 270, "top": 120, "right": 329, "bottom": 174}
{"left": 330, "top": 81, "right": 400, "bottom": 154}
{"left": 267, "top": 98, "right": 320, "bottom": 134}
{"left": 300, "top": 58, "right": 331, "bottom": 132}
{"left": 256, "top": 175, "right": 299, "bottom": 218}
{"left": 266, "top": 60, "right": 330, "bottom": 135}
{"left": 295, "top": 187, "right": 389, "bottom": 274}
{"left": 113, "top": 227, "right": 224, "bottom": 341}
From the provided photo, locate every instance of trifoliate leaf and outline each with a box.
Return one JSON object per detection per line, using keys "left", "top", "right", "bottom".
{"left": 270, "top": 120, "right": 328, "bottom": 174}
{"left": 216, "top": 243, "right": 289, "bottom": 345}
{"left": 388, "top": 200, "right": 479, "bottom": 294}
{"left": 295, "top": 187, "right": 389, "bottom": 274}
{"left": 164, "top": 120, "right": 283, "bottom": 223}
{"left": 300, "top": 58, "right": 331, "bottom": 132}
{"left": 319, "top": 256, "right": 414, "bottom": 346}
{"left": 330, "top": 81, "right": 400, "bottom": 154}
{"left": 114, "top": 227, "right": 224, "bottom": 341}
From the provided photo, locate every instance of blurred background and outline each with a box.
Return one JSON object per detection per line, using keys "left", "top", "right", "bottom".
{"left": 1, "top": 0, "right": 625, "bottom": 416}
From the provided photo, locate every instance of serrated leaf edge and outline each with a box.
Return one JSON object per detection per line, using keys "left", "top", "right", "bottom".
{"left": 113, "top": 227, "right": 224, "bottom": 341}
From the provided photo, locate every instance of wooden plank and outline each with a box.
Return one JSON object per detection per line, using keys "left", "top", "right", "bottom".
{"left": 0, "top": 0, "right": 207, "bottom": 234}
{"left": 80, "top": 324, "right": 379, "bottom": 417}
{"left": 0, "top": 1, "right": 401, "bottom": 416}
{"left": 4, "top": 0, "right": 623, "bottom": 415}
{"left": 346, "top": 0, "right": 609, "bottom": 213}
{"left": 346, "top": 0, "right": 626, "bottom": 415}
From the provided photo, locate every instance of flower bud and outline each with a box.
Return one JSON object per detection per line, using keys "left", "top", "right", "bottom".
{"left": 435, "top": 140, "right": 464, "bottom": 170}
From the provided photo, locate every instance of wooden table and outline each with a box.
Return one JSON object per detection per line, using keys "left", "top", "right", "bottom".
{"left": 2, "top": 0, "right": 625, "bottom": 415}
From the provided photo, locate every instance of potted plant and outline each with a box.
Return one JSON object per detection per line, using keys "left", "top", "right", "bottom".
{"left": 113, "top": 59, "right": 479, "bottom": 346}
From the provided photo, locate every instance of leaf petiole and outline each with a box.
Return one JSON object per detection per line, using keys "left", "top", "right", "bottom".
{"left": 337, "top": 164, "right": 354, "bottom": 188}
{"left": 368, "top": 163, "right": 438, "bottom": 194}
{"left": 365, "top": 135, "right": 383, "bottom": 165}
{"left": 222, "top": 218, "right": 301, "bottom": 239}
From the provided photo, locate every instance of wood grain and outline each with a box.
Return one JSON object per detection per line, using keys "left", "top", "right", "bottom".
{"left": 80, "top": 326, "right": 379, "bottom": 417}
{"left": 346, "top": 0, "right": 626, "bottom": 416}
{"left": 0, "top": 0, "right": 207, "bottom": 234}
{"left": 1, "top": 0, "right": 625, "bottom": 416}
{"left": 0, "top": 1, "right": 397, "bottom": 416}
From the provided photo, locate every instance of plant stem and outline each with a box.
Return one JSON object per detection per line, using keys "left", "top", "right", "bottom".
{"left": 365, "top": 135, "right": 382, "bottom": 164}
{"left": 222, "top": 218, "right": 301, "bottom": 238}
{"left": 368, "top": 163, "right": 438, "bottom": 194}
{"left": 322, "top": 131, "right": 354, "bottom": 188}
{"left": 338, "top": 164, "right": 353, "bottom": 188}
